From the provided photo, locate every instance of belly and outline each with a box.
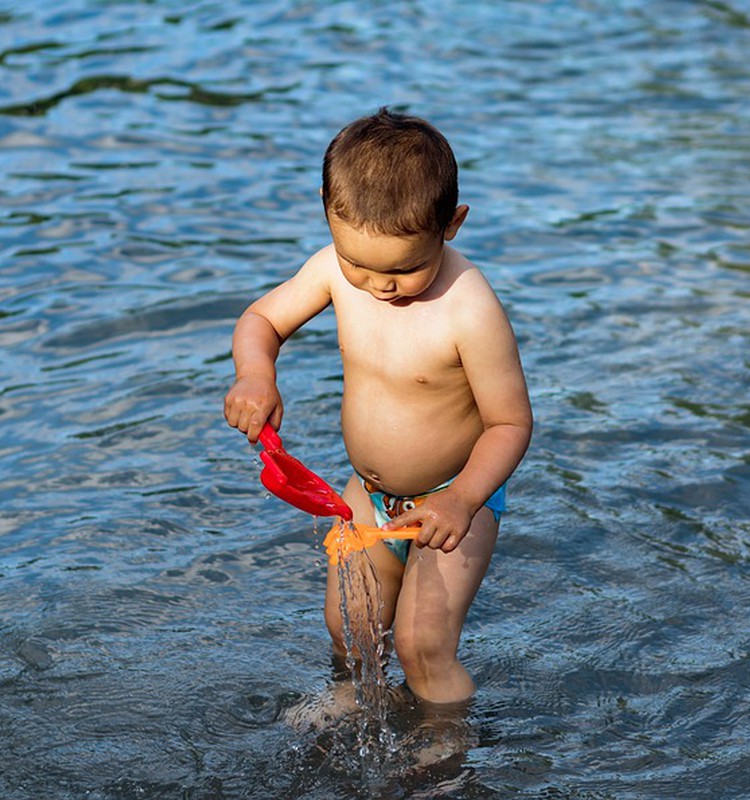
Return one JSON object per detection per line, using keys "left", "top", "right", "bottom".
{"left": 341, "top": 381, "right": 483, "bottom": 495}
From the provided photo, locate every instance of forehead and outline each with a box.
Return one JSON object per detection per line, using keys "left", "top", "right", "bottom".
{"left": 328, "top": 216, "right": 440, "bottom": 272}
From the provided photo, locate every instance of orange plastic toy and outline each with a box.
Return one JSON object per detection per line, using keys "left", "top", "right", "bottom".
{"left": 323, "top": 521, "right": 421, "bottom": 565}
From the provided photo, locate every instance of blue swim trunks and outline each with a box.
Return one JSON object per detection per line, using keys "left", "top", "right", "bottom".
{"left": 357, "top": 475, "right": 506, "bottom": 565}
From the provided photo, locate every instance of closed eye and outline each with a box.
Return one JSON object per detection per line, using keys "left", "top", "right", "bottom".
{"left": 340, "top": 255, "right": 426, "bottom": 274}
{"left": 398, "top": 262, "right": 427, "bottom": 274}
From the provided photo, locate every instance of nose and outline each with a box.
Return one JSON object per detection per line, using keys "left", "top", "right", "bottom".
{"left": 369, "top": 275, "right": 396, "bottom": 293}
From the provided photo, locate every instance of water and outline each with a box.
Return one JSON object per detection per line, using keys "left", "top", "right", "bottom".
{"left": 333, "top": 530, "right": 391, "bottom": 753}
{"left": 1, "top": 0, "right": 749, "bottom": 797}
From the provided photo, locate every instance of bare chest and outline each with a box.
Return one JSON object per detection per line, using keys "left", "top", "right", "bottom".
{"left": 334, "top": 296, "right": 461, "bottom": 386}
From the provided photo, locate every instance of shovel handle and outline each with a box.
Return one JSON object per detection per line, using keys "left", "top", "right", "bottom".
{"left": 258, "top": 422, "right": 282, "bottom": 451}
{"left": 376, "top": 527, "right": 421, "bottom": 540}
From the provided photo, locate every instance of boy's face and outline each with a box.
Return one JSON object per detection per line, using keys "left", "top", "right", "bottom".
{"left": 328, "top": 208, "right": 467, "bottom": 304}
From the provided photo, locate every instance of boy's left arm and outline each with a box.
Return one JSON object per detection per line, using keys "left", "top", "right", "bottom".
{"left": 384, "top": 282, "right": 533, "bottom": 552}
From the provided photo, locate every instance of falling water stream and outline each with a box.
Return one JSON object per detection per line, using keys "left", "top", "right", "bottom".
{"left": 334, "top": 532, "right": 393, "bottom": 762}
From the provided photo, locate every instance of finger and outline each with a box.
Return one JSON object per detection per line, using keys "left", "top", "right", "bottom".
{"left": 244, "top": 407, "right": 264, "bottom": 435}
{"left": 440, "top": 532, "right": 461, "bottom": 552}
{"left": 246, "top": 415, "right": 267, "bottom": 444}
{"left": 269, "top": 404, "right": 284, "bottom": 431}
{"left": 416, "top": 520, "right": 436, "bottom": 547}
{"left": 225, "top": 393, "right": 251, "bottom": 429}
{"left": 224, "top": 394, "right": 238, "bottom": 427}
{"left": 229, "top": 407, "right": 248, "bottom": 432}
{"left": 426, "top": 528, "right": 452, "bottom": 550}
{"left": 382, "top": 508, "right": 422, "bottom": 531}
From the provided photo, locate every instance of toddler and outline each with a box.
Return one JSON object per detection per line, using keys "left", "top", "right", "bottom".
{"left": 225, "top": 108, "right": 532, "bottom": 704}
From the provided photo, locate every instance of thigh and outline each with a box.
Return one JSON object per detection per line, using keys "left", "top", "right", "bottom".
{"left": 394, "top": 506, "right": 500, "bottom": 652}
{"left": 324, "top": 474, "right": 405, "bottom": 634}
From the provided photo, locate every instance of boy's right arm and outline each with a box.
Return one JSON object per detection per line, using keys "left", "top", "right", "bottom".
{"left": 224, "top": 247, "right": 334, "bottom": 443}
{"left": 224, "top": 309, "right": 284, "bottom": 443}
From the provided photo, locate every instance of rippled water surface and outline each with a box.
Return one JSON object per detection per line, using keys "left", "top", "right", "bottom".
{"left": 1, "top": 1, "right": 749, "bottom": 798}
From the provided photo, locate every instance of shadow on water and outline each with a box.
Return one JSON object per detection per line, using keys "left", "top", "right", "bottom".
{"left": 1, "top": 0, "right": 750, "bottom": 797}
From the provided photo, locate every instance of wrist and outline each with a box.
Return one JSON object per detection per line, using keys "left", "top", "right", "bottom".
{"left": 445, "top": 483, "right": 483, "bottom": 518}
{"left": 235, "top": 360, "right": 277, "bottom": 382}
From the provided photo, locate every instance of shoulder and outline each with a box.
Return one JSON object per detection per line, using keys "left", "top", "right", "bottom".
{"left": 441, "top": 249, "right": 516, "bottom": 347}
{"left": 296, "top": 242, "right": 338, "bottom": 281}
{"left": 442, "top": 248, "right": 505, "bottom": 317}
{"left": 249, "top": 243, "right": 337, "bottom": 337}
{"left": 282, "top": 243, "right": 340, "bottom": 301}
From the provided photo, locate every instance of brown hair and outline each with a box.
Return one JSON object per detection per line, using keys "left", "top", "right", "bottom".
{"left": 322, "top": 107, "right": 459, "bottom": 237}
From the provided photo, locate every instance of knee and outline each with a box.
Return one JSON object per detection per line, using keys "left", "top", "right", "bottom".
{"left": 393, "top": 624, "right": 455, "bottom": 676}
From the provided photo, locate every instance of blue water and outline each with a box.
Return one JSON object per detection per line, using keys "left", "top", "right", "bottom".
{"left": 1, "top": 1, "right": 749, "bottom": 797}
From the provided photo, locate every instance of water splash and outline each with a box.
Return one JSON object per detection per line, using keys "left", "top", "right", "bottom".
{"left": 331, "top": 520, "right": 396, "bottom": 773}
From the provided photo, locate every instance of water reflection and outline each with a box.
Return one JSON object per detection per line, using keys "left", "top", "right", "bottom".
{"left": 1, "top": 0, "right": 749, "bottom": 797}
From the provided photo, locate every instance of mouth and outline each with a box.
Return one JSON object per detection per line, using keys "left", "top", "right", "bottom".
{"left": 370, "top": 292, "right": 399, "bottom": 301}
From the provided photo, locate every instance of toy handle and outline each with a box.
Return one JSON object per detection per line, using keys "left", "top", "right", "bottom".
{"left": 259, "top": 422, "right": 282, "bottom": 451}
{"left": 378, "top": 527, "right": 421, "bottom": 539}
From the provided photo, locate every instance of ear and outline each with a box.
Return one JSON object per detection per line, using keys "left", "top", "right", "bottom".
{"left": 444, "top": 204, "right": 469, "bottom": 241}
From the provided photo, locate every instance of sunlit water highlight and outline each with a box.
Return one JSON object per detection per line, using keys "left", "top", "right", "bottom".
{"left": 1, "top": 0, "right": 749, "bottom": 798}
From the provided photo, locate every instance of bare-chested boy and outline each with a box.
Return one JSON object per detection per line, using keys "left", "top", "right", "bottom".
{"left": 224, "top": 108, "right": 532, "bottom": 705}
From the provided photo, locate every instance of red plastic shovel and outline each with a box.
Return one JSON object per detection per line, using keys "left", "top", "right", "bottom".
{"left": 258, "top": 423, "right": 353, "bottom": 521}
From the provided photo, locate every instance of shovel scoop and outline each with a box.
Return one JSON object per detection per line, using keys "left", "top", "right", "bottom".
{"left": 258, "top": 423, "right": 353, "bottom": 521}
{"left": 323, "top": 521, "right": 421, "bottom": 565}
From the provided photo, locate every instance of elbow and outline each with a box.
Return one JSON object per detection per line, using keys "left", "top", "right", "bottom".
{"left": 516, "top": 416, "right": 533, "bottom": 461}
{"left": 236, "top": 308, "right": 285, "bottom": 347}
{"left": 513, "top": 407, "right": 533, "bottom": 460}
{"left": 524, "top": 407, "right": 534, "bottom": 449}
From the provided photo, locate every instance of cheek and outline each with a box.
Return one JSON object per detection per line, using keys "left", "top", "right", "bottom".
{"left": 340, "top": 265, "right": 364, "bottom": 289}
{"left": 398, "top": 271, "right": 435, "bottom": 295}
